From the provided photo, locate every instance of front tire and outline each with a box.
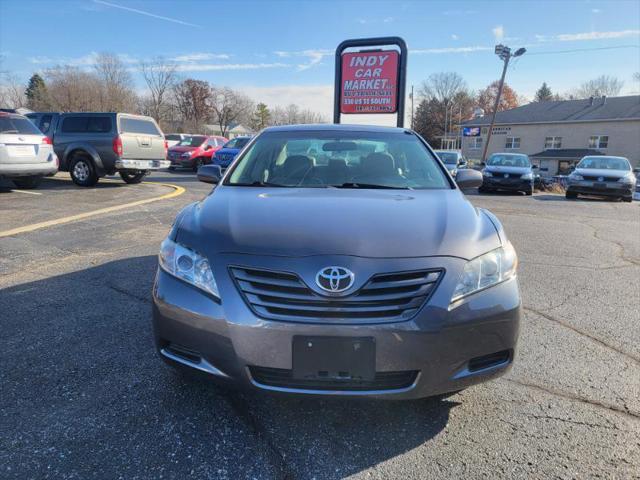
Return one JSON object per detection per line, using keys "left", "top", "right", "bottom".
{"left": 192, "top": 157, "right": 203, "bottom": 172}
{"left": 622, "top": 195, "right": 633, "bottom": 203}
{"left": 119, "top": 171, "right": 146, "bottom": 184}
{"left": 12, "top": 176, "right": 43, "bottom": 189}
{"left": 525, "top": 186, "right": 533, "bottom": 196}
{"left": 565, "top": 191, "right": 578, "bottom": 200}
{"left": 69, "top": 155, "right": 99, "bottom": 187}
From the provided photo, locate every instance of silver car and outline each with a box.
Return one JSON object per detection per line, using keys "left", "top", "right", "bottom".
{"left": 152, "top": 124, "right": 521, "bottom": 399}
{"left": 566, "top": 155, "right": 636, "bottom": 202}
{"left": 434, "top": 150, "right": 467, "bottom": 178}
{"left": 0, "top": 112, "right": 57, "bottom": 189}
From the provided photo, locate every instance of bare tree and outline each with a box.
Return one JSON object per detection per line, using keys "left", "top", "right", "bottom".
{"left": 0, "top": 72, "right": 26, "bottom": 108}
{"left": 44, "top": 66, "right": 103, "bottom": 111}
{"left": 419, "top": 72, "right": 467, "bottom": 103}
{"left": 210, "top": 86, "right": 253, "bottom": 137}
{"left": 93, "top": 52, "right": 137, "bottom": 112}
{"left": 140, "top": 57, "right": 178, "bottom": 125}
{"left": 575, "top": 75, "right": 624, "bottom": 98}
{"left": 173, "top": 79, "right": 212, "bottom": 131}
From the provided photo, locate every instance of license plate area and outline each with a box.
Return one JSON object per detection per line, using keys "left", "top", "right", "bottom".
{"left": 8, "top": 145, "right": 36, "bottom": 157}
{"left": 292, "top": 336, "right": 375, "bottom": 381}
{"left": 593, "top": 182, "right": 607, "bottom": 189}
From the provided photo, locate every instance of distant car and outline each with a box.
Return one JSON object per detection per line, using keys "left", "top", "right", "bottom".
{"left": 433, "top": 150, "right": 466, "bottom": 178}
{"left": 165, "top": 133, "right": 188, "bottom": 149}
{"left": 26, "top": 111, "right": 169, "bottom": 186}
{"left": 0, "top": 112, "right": 58, "bottom": 189}
{"left": 566, "top": 155, "right": 635, "bottom": 202}
{"left": 211, "top": 136, "right": 252, "bottom": 169}
{"left": 479, "top": 153, "right": 536, "bottom": 196}
{"left": 167, "top": 135, "right": 227, "bottom": 171}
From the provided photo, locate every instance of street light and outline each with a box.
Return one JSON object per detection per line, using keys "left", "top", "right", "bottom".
{"left": 481, "top": 45, "right": 526, "bottom": 162}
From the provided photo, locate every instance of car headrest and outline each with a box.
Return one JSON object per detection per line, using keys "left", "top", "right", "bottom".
{"left": 282, "top": 155, "right": 313, "bottom": 173}
{"left": 362, "top": 153, "right": 396, "bottom": 175}
{"left": 328, "top": 158, "right": 348, "bottom": 170}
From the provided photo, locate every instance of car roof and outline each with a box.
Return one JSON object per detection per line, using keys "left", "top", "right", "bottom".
{"left": 262, "top": 123, "right": 410, "bottom": 134}
{"left": 580, "top": 155, "right": 628, "bottom": 160}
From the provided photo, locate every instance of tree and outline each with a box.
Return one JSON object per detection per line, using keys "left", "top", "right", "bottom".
{"left": 140, "top": 57, "right": 178, "bottom": 126}
{"left": 419, "top": 72, "right": 467, "bottom": 103}
{"left": 477, "top": 80, "right": 520, "bottom": 113}
{"left": 534, "top": 82, "right": 553, "bottom": 102}
{"left": 173, "top": 79, "right": 212, "bottom": 131}
{"left": 575, "top": 75, "right": 623, "bottom": 98}
{"left": 25, "top": 74, "right": 49, "bottom": 110}
{"left": 209, "top": 86, "right": 253, "bottom": 137}
{"left": 44, "top": 66, "right": 103, "bottom": 111}
{"left": 249, "top": 102, "right": 271, "bottom": 131}
{"left": 93, "top": 52, "right": 137, "bottom": 112}
{"left": 0, "top": 73, "right": 26, "bottom": 108}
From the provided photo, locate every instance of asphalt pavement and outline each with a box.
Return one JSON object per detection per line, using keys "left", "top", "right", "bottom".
{"left": 1, "top": 172, "right": 638, "bottom": 479}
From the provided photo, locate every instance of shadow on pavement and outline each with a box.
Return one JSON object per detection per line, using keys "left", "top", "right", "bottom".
{"left": 1, "top": 256, "right": 453, "bottom": 479}
{"left": 533, "top": 194, "right": 620, "bottom": 203}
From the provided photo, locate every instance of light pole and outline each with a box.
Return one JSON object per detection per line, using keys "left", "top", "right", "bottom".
{"left": 480, "top": 45, "right": 526, "bottom": 163}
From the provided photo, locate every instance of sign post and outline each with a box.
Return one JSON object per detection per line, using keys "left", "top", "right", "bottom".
{"left": 334, "top": 37, "right": 408, "bottom": 127}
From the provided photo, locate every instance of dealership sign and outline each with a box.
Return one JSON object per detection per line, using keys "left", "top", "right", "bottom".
{"left": 340, "top": 50, "right": 399, "bottom": 114}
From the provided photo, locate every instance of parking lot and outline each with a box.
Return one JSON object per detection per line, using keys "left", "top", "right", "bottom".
{"left": 1, "top": 172, "right": 638, "bottom": 479}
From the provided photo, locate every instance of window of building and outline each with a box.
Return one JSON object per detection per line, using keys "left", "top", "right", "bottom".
{"left": 544, "top": 136, "right": 562, "bottom": 149}
{"left": 505, "top": 137, "right": 521, "bottom": 149}
{"left": 588, "top": 135, "right": 608, "bottom": 149}
{"left": 469, "top": 137, "right": 483, "bottom": 149}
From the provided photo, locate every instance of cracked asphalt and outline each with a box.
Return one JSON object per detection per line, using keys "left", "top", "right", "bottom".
{"left": 1, "top": 173, "right": 639, "bottom": 479}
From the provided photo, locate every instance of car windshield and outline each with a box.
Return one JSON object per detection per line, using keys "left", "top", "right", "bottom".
{"left": 577, "top": 156, "right": 630, "bottom": 171}
{"left": 0, "top": 115, "right": 42, "bottom": 135}
{"left": 487, "top": 154, "right": 530, "bottom": 167}
{"left": 224, "top": 137, "right": 250, "bottom": 149}
{"left": 177, "top": 135, "right": 206, "bottom": 147}
{"left": 226, "top": 130, "right": 450, "bottom": 189}
{"left": 436, "top": 152, "right": 459, "bottom": 164}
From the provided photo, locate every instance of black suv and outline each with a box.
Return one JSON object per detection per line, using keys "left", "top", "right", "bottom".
{"left": 26, "top": 112, "right": 170, "bottom": 187}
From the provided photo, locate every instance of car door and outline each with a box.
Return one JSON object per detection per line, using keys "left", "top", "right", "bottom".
{"left": 118, "top": 115, "right": 165, "bottom": 160}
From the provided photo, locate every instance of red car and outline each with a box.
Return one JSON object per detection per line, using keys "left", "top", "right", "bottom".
{"left": 167, "top": 135, "right": 228, "bottom": 171}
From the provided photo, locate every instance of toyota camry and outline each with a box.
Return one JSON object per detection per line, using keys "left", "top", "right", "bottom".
{"left": 152, "top": 124, "right": 521, "bottom": 399}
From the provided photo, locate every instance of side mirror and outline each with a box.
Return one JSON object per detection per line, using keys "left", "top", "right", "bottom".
{"left": 204, "top": 145, "right": 212, "bottom": 151}
{"left": 197, "top": 164, "right": 222, "bottom": 184}
{"left": 455, "top": 169, "right": 483, "bottom": 190}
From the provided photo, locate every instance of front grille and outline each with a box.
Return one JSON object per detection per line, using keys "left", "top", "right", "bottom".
{"left": 249, "top": 366, "right": 418, "bottom": 391}
{"left": 583, "top": 175, "right": 619, "bottom": 182}
{"left": 230, "top": 266, "right": 442, "bottom": 324}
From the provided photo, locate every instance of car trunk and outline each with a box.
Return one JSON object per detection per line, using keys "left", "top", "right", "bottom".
{"left": 118, "top": 115, "right": 165, "bottom": 160}
{"left": 0, "top": 133, "right": 51, "bottom": 165}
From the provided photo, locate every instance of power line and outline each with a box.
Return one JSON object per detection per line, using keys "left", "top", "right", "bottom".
{"left": 526, "top": 44, "right": 640, "bottom": 56}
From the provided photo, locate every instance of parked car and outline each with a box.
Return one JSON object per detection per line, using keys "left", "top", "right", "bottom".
{"left": 167, "top": 135, "right": 227, "bottom": 171}
{"left": 566, "top": 155, "right": 636, "bottom": 202}
{"left": 165, "top": 133, "right": 189, "bottom": 149}
{"left": 433, "top": 150, "right": 467, "bottom": 178}
{"left": 211, "top": 136, "right": 252, "bottom": 169}
{"left": 479, "top": 153, "right": 536, "bottom": 195}
{"left": 26, "top": 112, "right": 169, "bottom": 187}
{"left": 152, "top": 124, "right": 521, "bottom": 400}
{"left": 0, "top": 112, "right": 58, "bottom": 189}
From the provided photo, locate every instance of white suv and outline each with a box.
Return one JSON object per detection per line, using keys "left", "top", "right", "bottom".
{"left": 0, "top": 112, "right": 58, "bottom": 189}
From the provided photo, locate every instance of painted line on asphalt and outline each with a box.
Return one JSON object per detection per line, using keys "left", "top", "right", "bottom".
{"left": 10, "top": 189, "right": 43, "bottom": 195}
{"left": 0, "top": 182, "right": 185, "bottom": 238}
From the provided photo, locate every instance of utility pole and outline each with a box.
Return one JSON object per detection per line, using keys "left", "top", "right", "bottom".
{"left": 481, "top": 44, "right": 526, "bottom": 163}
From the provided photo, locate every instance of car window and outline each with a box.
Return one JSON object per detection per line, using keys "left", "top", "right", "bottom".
{"left": 227, "top": 130, "right": 450, "bottom": 189}
{"left": 120, "top": 117, "right": 160, "bottom": 136}
{"left": 39, "top": 114, "right": 53, "bottom": 134}
{"left": 487, "top": 154, "right": 531, "bottom": 167}
{"left": 206, "top": 138, "right": 217, "bottom": 147}
{"left": 0, "top": 115, "right": 43, "bottom": 135}
{"left": 87, "top": 116, "right": 112, "bottom": 133}
{"left": 577, "top": 156, "right": 630, "bottom": 171}
{"left": 177, "top": 135, "right": 206, "bottom": 147}
{"left": 225, "top": 137, "right": 250, "bottom": 149}
{"left": 436, "top": 152, "right": 459, "bottom": 164}
{"left": 61, "top": 116, "right": 89, "bottom": 133}
{"left": 165, "top": 134, "right": 182, "bottom": 141}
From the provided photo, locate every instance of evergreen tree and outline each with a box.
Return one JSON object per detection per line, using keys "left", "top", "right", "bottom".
{"left": 534, "top": 82, "right": 553, "bottom": 102}
{"left": 250, "top": 102, "right": 271, "bottom": 130}
{"left": 25, "top": 74, "right": 48, "bottom": 110}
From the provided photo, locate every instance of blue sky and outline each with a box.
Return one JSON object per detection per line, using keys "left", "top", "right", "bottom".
{"left": 1, "top": 0, "right": 639, "bottom": 118}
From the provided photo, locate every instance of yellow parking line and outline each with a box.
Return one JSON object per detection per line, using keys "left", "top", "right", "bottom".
{"left": 0, "top": 182, "right": 185, "bottom": 239}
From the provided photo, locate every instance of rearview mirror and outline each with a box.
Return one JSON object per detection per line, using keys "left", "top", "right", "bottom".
{"left": 532, "top": 165, "right": 538, "bottom": 169}
{"left": 323, "top": 141, "right": 358, "bottom": 152}
{"left": 197, "top": 164, "right": 222, "bottom": 184}
{"left": 455, "top": 169, "right": 483, "bottom": 190}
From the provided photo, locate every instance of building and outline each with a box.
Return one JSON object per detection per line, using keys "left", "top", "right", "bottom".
{"left": 460, "top": 95, "right": 640, "bottom": 176}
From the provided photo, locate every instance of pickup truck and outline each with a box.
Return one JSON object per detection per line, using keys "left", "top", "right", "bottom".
{"left": 26, "top": 112, "right": 170, "bottom": 186}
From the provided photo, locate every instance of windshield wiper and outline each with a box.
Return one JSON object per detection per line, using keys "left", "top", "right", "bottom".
{"left": 333, "top": 182, "right": 412, "bottom": 190}
{"left": 231, "top": 181, "right": 287, "bottom": 187}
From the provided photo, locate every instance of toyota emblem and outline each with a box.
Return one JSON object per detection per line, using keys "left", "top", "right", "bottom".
{"left": 598, "top": 176, "right": 604, "bottom": 182}
{"left": 315, "top": 266, "right": 355, "bottom": 293}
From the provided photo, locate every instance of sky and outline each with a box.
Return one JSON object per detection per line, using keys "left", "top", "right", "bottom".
{"left": 1, "top": 0, "right": 639, "bottom": 121}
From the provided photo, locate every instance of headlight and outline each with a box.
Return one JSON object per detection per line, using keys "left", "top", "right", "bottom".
{"left": 521, "top": 172, "right": 533, "bottom": 180}
{"left": 483, "top": 171, "right": 493, "bottom": 177}
{"left": 569, "top": 172, "right": 584, "bottom": 181}
{"left": 451, "top": 243, "right": 518, "bottom": 303}
{"left": 618, "top": 173, "right": 636, "bottom": 184}
{"left": 159, "top": 238, "right": 219, "bottom": 298}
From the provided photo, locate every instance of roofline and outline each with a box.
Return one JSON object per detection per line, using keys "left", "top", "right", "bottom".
{"left": 461, "top": 117, "right": 640, "bottom": 127}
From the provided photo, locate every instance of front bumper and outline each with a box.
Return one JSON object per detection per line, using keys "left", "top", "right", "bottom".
{"left": 116, "top": 159, "right": 171, "bottom": 170}
{"left": 482, "top": 176, "right": 532, "bottom": 191}
{"left": 152, "top": 254, "right": 521, "bottom": 399}
{"left": 567, "top": 181, "right": 634, "bottom": 197}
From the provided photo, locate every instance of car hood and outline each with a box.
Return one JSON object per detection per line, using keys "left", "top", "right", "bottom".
{"left": 574, "top": 168, "right": 629, "bottom": 179}
{"left": 169, "top": 146, "right": 198, "bottom": 153}
{"left": 217, "top": 148, "right": 241, "bottom": 155}
{"left": 484, "top": 165, "right": 531, "bottom": 175}
{"left": 175, "top": 187, "right": 501, "bottom": 259}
